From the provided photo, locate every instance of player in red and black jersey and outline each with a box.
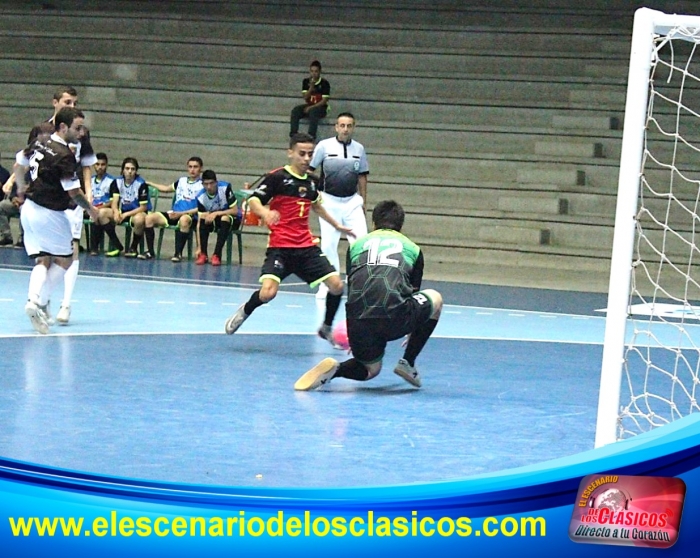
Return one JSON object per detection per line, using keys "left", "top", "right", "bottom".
{"left": 224, "top": 133, "right": 354, "bottom": 346}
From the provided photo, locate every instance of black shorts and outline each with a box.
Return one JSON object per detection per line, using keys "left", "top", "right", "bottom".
{"left": 347, "top": 291, "right": 434, "bottom": 364}
{"left": 158, "top": 212, "right": 194, "bottom": 227}
{"left": 260, "top": 246, "right": 337, "bottom": 286}
{"left": 199, "top": 215, "right": 241, "bottom": 232}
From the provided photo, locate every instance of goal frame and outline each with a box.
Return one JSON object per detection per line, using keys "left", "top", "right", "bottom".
{"left": 595, "top": 7, "right": 700, "bottom": 448}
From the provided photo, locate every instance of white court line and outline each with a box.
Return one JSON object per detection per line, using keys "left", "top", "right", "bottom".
{"left": 125, "top": 300, "right": 143, "bottom": 304}
{"left": 508, "top": 314, "right": 525, "bottom": 317}
{"left": 539, "top": 315, "right": 558, "bottom": 319}
{"left": 93, "top": 299, "right": 111, "bottom": 303}
{"left": 188, "top": 302, "right": 207, "bottom": 306}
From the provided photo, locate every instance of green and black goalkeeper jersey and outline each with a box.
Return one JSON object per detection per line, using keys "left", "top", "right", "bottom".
{"left": 346, "top": 229, "right": 424, "bottom": 319}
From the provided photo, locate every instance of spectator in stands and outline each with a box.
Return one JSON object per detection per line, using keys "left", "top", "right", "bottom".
{"left": 88, "top": 153, "right": 123, "bottom": 256}
{"left": 289, "top": 60, "right": 330, "bottom": 140}
{"left": 140, "top": 156, "right": 203, "bottom": 262}
{"left": 195, "top": 170, "right": 240, "bottom": 266}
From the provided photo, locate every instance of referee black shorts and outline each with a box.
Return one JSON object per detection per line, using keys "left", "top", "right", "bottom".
{"left": 347, "top": 291, "right": 434, "bottom": 365}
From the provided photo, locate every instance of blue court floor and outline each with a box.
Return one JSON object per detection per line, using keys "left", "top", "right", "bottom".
{"left": 0, "top": 248, "right": 673, "bottom": 488}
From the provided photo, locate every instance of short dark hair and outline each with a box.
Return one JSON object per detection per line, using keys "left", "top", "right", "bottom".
{"left": 121, "top": 157, "right": 139, "bottom": 172}
{"left": 289, "top": 132, "right": 315, "bottom": 149}
{"left": 202, "top": 170, "right": 217, "bottom": 182}
{"left": 372, "top": 200, "right": 405, "bottom": 232}
{"left": 53, "top": 86, "right": 78, "bottom": 101}
{"left": 337, "top": 112, "right": 355, "bottom": 121}
{"left": 54, "top": 107, "right": 84, "bottom": 130}
{"left": 188, "top": 156, "right": 203, "bottom": 167}
{"left": 310, "top": 60, "right": 322, "bottom": 71}
{"left": 96, "top": 152, "right": 108, "bottom": 163}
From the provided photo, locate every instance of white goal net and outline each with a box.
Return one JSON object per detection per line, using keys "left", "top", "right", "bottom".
{"left": 596, "top": 8, "right": 700, "bottom": 447}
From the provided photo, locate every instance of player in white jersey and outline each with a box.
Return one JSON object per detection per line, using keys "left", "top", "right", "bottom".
{"left": 195, "top": 170, "right": 240, "bottom": 266}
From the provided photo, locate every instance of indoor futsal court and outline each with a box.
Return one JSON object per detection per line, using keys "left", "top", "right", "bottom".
{"left": 0, "top": 250, "right": 682, "bottom": 488}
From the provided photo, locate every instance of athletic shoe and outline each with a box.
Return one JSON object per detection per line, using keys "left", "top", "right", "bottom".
{"left": 171, "top": 254, "right": 182, "bottom": 263}
{"left": 137, "top": 251, "right": 154, "bottom": 260}
{"left": 393, "top": 358, "right": 422, "bottom": 388}
{"left": 56, "top": 305, "right": 71, "bottom": 325}
{"left": 124, "top": 250, "right": 138, "bottom": 258}
{"left": 224, "top": 304, "right": 248, "bottom": 335}
{"left": 25, "top": 301, "right": 49, "bottom": 334}
{"left": 38, "top": 302, "right": 55, "bottom": 326}
{"left": 317, "top": 324, "right": 344, "bottom": 350}
{"left": 294, "top": 357, "right": 339, "bottom": 391}
{"left": 195, "top": 253, "right": 208, "bottom": 265}
{"left": 210, "top": 254, "right": 221, "bottom": 266}
{"left": 315, "top": 282, "right": 328, "bottom": 299}
{"left": 0, "top": 237, "right": 13, "bottom": 247}
{"left": 106, "top": 248, "right": 123, "bottom": 257}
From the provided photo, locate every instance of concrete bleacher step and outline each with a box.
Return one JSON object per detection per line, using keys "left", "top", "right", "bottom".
{"left": 0, "top": 84, "right": 623, "bottom": 132}
{"left": 0, "top": 57, "right": 623, "bottom": 106}
{"left": 0, "top": 1, "right": 641, "bottom": 30}
{"left": 0, "top": 33, "right": 631, "bottom": 81}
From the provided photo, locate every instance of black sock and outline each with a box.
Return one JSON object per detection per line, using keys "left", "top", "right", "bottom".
{"left": 145, "top": 227, "right": 155, "bottom": 254}
{"left": 199, "top": 227, "right": 210, "bottom": 257}
{"left": 90, "top": 223, "right": 104, "bottom": 252}
{"left": 130, "top": 232, "right": 143, "bottom": 252}
{"left": 335, "top": 359, "right": 370, "bottom": 381}
{"left": 324, "top": 292, "right": 343, "bottom": 326}
{"left": 403, "top": 319, "right": 438, "bottom": 367}
{"left": 175, "top": 230, "right": 188, "bottom": 255}
{"left": 104, "top": 222, "right": 123, "bottom": 251}
{"left": 214, "top": 220, "right": 230, "bottom": 257}
{"left": 243, "top": 290, "right": 265, "bottom": 316}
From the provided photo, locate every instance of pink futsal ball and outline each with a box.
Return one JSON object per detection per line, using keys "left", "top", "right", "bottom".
{"left": 332, "top": 320, "right": 350, "bottom": 350}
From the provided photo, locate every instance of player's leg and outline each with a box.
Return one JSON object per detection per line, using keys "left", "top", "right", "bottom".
{"left": 126, "top": 212, "right": 147, "bottom": 257}
{"left": 172, "top": 215, "right": 193, "bottom": 262}
{"left": 316, "top": 195, "right": 342, "bottom": 298}
{"left": 21, "top": 201, "right": 72, "bottom": 333}
{"left": 295, "top": 320, "right": 385, "bottom": 390}
{"left": 225, "top": 249, "right": 286, "bottom": 335}
{"left": 306, "top": 105, "right": 327, "bottom": 140}
{"left": 295, "top": 246, "right": 344, "bottom": 347}
{"left": 196, "top": 220, "right": 211, "bottom": 264}
{"left": 394, "top": 289, "right": 443, "bottom": 387}
{"left": 57, "top": 207, "right": 85, "bottom": 324}
{"left": 211, "top": 215, "right": 231, "bottom": 266}
{"left": 142, "top": 211, "right": 167, "bottom": 258}
{"left": 101, "top": 208, "right": 124, "bottom": 256}
{"left": 290, "top": 104, "right": 305, "bottom": 136}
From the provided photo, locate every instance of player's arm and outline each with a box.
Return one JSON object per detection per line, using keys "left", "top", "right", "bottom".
{"left": 82, "top": 165, "right": 93, "bottom": 203}
{"left": 149, "top": 181, "right": 175, "bottom": 193}
{"left": 358, "top": 173, "right": 368, "bottom": 208}
{"left": 2, "top": 172, "right": 14, "bottom": 196}
{"left": 247, "top": 196, "right": 279, "bottom": 226}
{"left": 409, "top": 250, "right": 425, "bottom": 292}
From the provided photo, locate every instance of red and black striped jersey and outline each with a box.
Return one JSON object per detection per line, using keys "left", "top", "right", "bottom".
{"left": 250, "top": 166, "right": 320, "bottom": 248}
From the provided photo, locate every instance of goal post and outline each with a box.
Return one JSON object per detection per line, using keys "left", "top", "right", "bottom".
{"left": 595, "top": 8, "right": 700, "bottom": 448}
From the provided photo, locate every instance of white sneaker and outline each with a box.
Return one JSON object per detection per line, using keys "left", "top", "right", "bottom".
{"left": 394, "top": 358, "right": 422, "bottom": 388}
{"left": 224, "top": 304, "right": 248, "bottom": 335}
{"left": 25, "top": 301, "right": 50, "bottom": 334}
{"left": 56, "top": 305, "right": 71, "bottom": 325}
{"left": 316, "top": 283, "right": 329, "bottom": 299}
{"left": 294, "top": 357, "right": 339, "bottom": 391}
{"left": 38, "top": 302, "right": 55, "bottom": 326}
